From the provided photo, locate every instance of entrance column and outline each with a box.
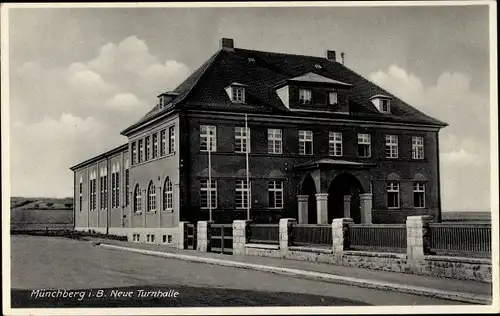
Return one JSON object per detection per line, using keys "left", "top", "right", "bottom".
{"left": 315, "top": 193, "right": 328, "bottom": 224}
{"left": 360, "top": 193, "right": 373, "bottom": 224}
{"left": 297, "top": 195, "right": 309, "bottom": 224}
{"left": 343, "top": 195, "right": 351, "bottom": 218}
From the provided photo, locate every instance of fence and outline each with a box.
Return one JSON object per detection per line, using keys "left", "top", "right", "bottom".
{"left": 210, "top": 224, "right": 233, "bottom": 254}
{"left": 349, "top": 224, "right": 407, "bottom": 253}
{"left": 430, "top": 223, "right": 491, "bottom": 258}
{"left": 291, "top": 224, "right": 332, "bottom": 247}
{"left": 248, "top": 224, "right": 279, "bottom": 244}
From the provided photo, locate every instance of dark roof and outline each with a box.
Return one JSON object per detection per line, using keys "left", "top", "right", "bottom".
{"left": 122, "top": 45, "right": 447, "bottom": 134}
{"left": 69, "top": 143, "right": 128, "bottom": 171}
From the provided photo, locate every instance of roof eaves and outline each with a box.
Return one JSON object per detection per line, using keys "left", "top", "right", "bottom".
{"left": 69, "top": 143, "right": 128, "bottom": 171}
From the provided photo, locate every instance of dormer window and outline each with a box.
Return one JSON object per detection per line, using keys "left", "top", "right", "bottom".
{"left": 159, "top": 96, "right": 164, "bottom": 109}
{"left": 370, "top": 94, "right": 393, "bottom": 114}
{"left": 381, "top": 99, "right": 390, "bottom": 113}
{"left": 232, "top": 87, "right": 245, "bottom": 102}
{"left": 225, "top": 83, "right": 247, "bottom": 103}
{"left": 299, "top": 89, "right": 312, "bottom": 105}
{"left": 328, "top": 91, "right": 338, "bottom": 106}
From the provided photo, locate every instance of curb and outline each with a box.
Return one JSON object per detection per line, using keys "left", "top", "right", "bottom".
{"left": 99, "top": 243, "right": 492, "bottom": 305}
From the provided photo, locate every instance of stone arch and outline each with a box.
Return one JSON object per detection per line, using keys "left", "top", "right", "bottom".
{"left": 268, "top": 170, "right": 285, "bottom": 178}
{"left": 413, "top": 173, "right": 427, "bottom": 181}
{"left": 234, "top": 168, "right": 253, "bottom": 178}
{"left": 300, "top": 173, "right": 317, "bottom": 224}
{"left": 328, "top": 172, "right": 365, "bottom": 223}
{"left": 387, "top": 172, "right": 400, "bottom": 181}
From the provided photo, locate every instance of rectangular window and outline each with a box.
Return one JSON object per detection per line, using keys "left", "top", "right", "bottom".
{"left": 79, "top": 182, "right": 83, "bottom": 212}
{"left": 160, "top": 130, "right": 166, "bottom": 156}
{"left": 387, "top": 182, "right": 400, "bottom": 209}
{"left": 268, "top": 129, "right": 282, "bottom": 154}
{"left": 385, "top": 135, "right": 399, "bottom": 159}
{"left": 268, "top": 181, "right": 284, "bottom": 209}
{"left": 232, "top": 87, "right": 245, "bottom": 102}
{"left": 235, "top": 127, "right": 250, "bottom": 153}
{"left": 152, "top": 133, "right": 158, "bottom": 159}
{"left": 92, "top": 179, "right": 97, "bottom": 211}
{"left": 235, "top": 180, "right": 251, "bottom": 209}
{"left": 103, "top": 174, "right": 108, "bottom": 209}
{"left": 125, "top": 169, "right": 130, "bottom": 206}
{"left": 111, "top": 173, "right": 115, "bottom": 208}
{"left": 299, "top": 130, "right": 313, "bottom": 155}
{"left": 145, "top": 136, "right": 151, "bottom": 161}
{"left": 89, "top": 177, "right": 96, "bottom": 211}
{"left": 329, "top": 132, "right": 342, "bottom": 156}
{"left": 169, "top": 126, "right": 175, "bottom": 154}
{"left": 413, "top": 183, "right": 426, "bottom": 208}
{"left": 162, "top": 235, "right": 167, "bottom": 244}
{"left": 138, "top": 139, "right": 143, "bottom": 163}
{"left": 412, "top": 136, "right": 425, "bottom": 159}
{"left": 328, "top": 91, "right": 338, "bottom": 105}
{"left": 358, "top": 133, "right": 371, "bottom": 158}
{"left": 131, "top": 142, "right": 137, "bottom": 165}
{"left": 200, "top": 125, "right": 216, "bottom": 152}
{"left": 200, "top": 179, "right": 217, "bottom": 209}
{"left": 133, "top": 234, "right": 140, "bottom": 242}
{"left": 381, "top": 99, "right": 391, "bottom": 113}
{"left": 299, "top": 89, "right": 312, "bottom": 104}
{"left": 115, "top": 172, "right": 119, "bottom": 209}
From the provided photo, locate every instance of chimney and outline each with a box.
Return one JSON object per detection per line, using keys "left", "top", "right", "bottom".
{"left": 220, "top": 38, "right": 234, "bottom": 51}
{"left": 326, "top": 50, "right": 336, "bottom": 62}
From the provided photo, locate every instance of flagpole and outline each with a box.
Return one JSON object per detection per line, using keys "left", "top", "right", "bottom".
{"left": 245, "top": 114, "right": 250, "bottom": 221}
{"left": 208, "top": 134, "right": 212, "bottom": 222}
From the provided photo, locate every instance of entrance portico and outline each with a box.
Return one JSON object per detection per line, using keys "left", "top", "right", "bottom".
{"left": 295, "top": 159, "right": 375, "bottom": 224}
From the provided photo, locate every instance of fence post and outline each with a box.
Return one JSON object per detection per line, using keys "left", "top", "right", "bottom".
{"left": 233, "top": 220, "right": 251, "bottom": 256}
{"left": 177, "top": 221, "right": 189, "bottom": 249}
{"left": 279, "top": 218, "right": 296, "bottom": 257}
{"left": 297, "top": 195, "right": 309, "bottom": 224}
{"left": 332, "top": 218, "right": 353, "bottom": 255}
{"left": 406, "top": 215, "right": 432, "bottom": 260}
{"left": 196, "top": 220, "right": 213, "bottom": 252}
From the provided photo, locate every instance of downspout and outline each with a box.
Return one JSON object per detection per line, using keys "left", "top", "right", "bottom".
{"left": 436, "top": 131, "right": 442, "bottom": 223}
{"left": 106, "top": 157, "right": 110, "bottom": 235}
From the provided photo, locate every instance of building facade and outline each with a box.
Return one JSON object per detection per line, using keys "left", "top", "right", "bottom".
{"left": 70, "top": 38, "right": 447, "bottom": 243}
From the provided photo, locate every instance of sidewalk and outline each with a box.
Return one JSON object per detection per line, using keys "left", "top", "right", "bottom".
{"left": 86, "top": 237, "right": 492, "bottom": 302}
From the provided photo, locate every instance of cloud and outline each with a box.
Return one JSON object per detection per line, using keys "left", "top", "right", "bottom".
{"left": 9, "top": 35, "right": 191, "bottom": 197}
{"left": 11, "top": 114, "right": 126, "bottom": 198}
{"left": 370, "top": 66, "right": 490, "bottom": 211}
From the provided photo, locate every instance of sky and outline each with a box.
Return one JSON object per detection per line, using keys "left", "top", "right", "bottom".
{"left": 6, "top": 4, "right": 493, "bottom": 212}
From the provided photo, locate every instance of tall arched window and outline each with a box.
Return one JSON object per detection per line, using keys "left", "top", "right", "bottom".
{"left": 134, "top": 184, "right": 142, "bottom": 213}
{"left": 148, "top": 181, "right": 156, "bottom": 212}
{"left": 163, "top": 177, "right": 173, "bottom": 211}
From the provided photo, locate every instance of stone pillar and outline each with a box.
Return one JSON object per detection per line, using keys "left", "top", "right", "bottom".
{"left": 297, "top": 195, "right": 309, "bottom": 224}
{"left": 406, "top": 215, "right": 432, "bottom": 260}
{"left": 196, "top": 220, "right": 213, "bottom": 252}
{"left": 177, "top": 221, "right": 189, "bottom": 249}
{"left": 233, "top": 220, "right": 251, "bottom": 256}
{"left": 359, "top": 193, "right": 373, "bottom": 224}
{"left": 279, "top": 218, "right": 296, "bottom": 257}
{"left": 315, "top": 193, "right": 329, "bottom": 224}
{"left": 343, "top": 195, "right": 351, "bottom": 218}
{"left": 332, "top": 218, "right": 353, "bottom": 254}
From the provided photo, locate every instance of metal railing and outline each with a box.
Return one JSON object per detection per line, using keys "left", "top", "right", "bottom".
{"left": 291, "top": 224, "right": 332, "bottom": 247}
{"left": 248, "top": 224, "right": 279, "bottom": 244}
{"left": 349, "top": 224, "right": 407, "bottom": 253}
{"left": 429, "top": 223, "right": 491, "bottom": 257}
{"left": 210, "top": 224, "right": 233, "bottom": 254}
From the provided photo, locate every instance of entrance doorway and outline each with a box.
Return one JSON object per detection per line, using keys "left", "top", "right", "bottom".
{"left": 301, "top": 174, "right": 317, "bottom": 224}
{"left": 328, "top": 173, "right": 364, "bottom": 224}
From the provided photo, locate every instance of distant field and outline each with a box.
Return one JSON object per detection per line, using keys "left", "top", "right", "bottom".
{"left": 11, "top": 197, "right": 74, "bottom": 231}
{"left": 441, "top": 211, "right": 491, "bottom": 223}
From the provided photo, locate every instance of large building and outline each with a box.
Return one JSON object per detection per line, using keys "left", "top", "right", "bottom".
{"left": 70, "top": 38, "right": 447, "bottom": 244}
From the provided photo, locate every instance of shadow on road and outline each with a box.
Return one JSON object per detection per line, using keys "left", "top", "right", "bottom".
{"left": 12, "top": 285, "right": 371, "bottom": 307}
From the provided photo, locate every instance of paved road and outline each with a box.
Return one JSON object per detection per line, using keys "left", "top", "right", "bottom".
{"left": 10, "top": 235, "right": 464, "bottom": 307}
